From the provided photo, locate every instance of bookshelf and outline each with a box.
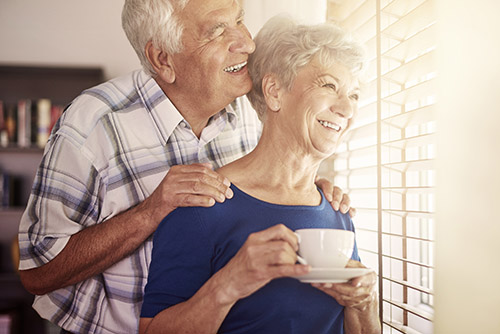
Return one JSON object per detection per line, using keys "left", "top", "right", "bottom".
{"left": 0, "top": 64, "right": 104, "bottom": 334}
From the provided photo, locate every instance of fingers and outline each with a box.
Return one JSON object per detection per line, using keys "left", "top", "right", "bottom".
{"left": 314, "top": 179, "right": 357, "bottom": 217}
{"left": 160, "top": 163, "right": 234, "bottom": 208}
{"left": 174, "top": 164, "right": 233, "bottom": 200}
{"left": 220, "top": 225, "right": 311, "bottom": 301}
{"left": 348, "top": 207, "right": 357, "bottom": 218}
{"left": 249, "top": 224, "right": 299, "bottom": 252}
{"left": 311, "top": 267, "right": 377, "bottom": 310}
{"left": 338, "top": 190, "right": 351, "bottom": 214}
{"left": 312, "top": 282, "right": 375, "bottom": 309}
{"left": 331, "top": 186, "right": 343, "bottom": 211}
{"left": 315, "top": 178, "right": 334, "bottom": 203}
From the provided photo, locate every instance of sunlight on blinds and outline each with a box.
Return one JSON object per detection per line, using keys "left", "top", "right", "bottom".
{"left": 321, "top": 0, "right": 436, "bottom": 333}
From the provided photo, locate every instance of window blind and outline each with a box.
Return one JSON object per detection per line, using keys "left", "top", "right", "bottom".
{"left": 322, "top": 0, "right": 436, "bottom": 333}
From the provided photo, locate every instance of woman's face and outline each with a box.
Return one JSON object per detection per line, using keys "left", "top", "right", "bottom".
{"left": 279, "top": 58, "right": 360, "bottom": 158}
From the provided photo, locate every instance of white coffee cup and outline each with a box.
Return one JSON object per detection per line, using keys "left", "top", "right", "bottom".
{"left": 295, "top": 228, "right": 354, "bottom": 268}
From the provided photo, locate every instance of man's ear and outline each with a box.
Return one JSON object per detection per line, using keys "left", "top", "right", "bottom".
{"left": 145, "top": 41, "right": 176, "bottom": 83}
{"left": 262, "top": 74, "right": 282, "bottom": 112}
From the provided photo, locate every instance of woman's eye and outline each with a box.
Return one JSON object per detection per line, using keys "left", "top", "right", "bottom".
{"left": 323, "top": 83, "right": 337, "bottom": 91}
{"left": 350, "top": 93, "right": 360, "bottom": 101}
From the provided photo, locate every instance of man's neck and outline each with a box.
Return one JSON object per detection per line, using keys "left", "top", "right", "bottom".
{"left": 155, "top": 77, "right": 229, "bottom": 138}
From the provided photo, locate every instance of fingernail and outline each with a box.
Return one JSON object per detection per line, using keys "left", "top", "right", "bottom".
{"left": 223, "top": 178, "right": 231, "bottom": 186}
{"left": 225, "top": 188, "right": 234, "bottom": 199}
{"left": 341, "top": 204, "right": 348, "bottom": 213}
{"left": 333, "top": 201, "right": 340, "bottom": 211}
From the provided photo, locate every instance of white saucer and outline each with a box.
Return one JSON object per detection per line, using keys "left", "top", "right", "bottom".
{"left": 296, "top": 268, "right": 373, "bottom": 283}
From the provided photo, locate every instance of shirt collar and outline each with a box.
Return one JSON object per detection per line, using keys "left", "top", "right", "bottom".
{"left": 137, "top": 70, "right": 239, "bottom": 145}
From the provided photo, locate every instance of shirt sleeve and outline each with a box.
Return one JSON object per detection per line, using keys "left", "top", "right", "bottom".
{"left": 18, "top": 131, "right": 103, "bottom": 270}
{"left": 140, "top": 207, "right": 214, "bottom": 318}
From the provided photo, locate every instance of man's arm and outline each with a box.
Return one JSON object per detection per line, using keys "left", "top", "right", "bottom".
{"left": 19, "top": 163, "right": 233, "bottom": 295}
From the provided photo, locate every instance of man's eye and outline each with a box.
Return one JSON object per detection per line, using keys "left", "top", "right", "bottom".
{"left": 214, "top": 28, "right": 224, "bottom": 37}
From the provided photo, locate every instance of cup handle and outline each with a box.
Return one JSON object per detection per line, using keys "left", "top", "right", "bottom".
{"left": 294, "top": 232, "right": 308, "bottom": 265}
{"left": 296, "top": 255, "right": 308, "bottom": 265}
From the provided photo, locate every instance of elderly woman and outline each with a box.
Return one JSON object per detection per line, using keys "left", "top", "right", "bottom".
{"left": 140, "top": 16, "right": 380, "bottom": 334}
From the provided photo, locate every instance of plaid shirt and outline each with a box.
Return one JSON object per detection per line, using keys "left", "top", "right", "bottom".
{"left": 18, "top": 70, "right": 261, "bottom": 333}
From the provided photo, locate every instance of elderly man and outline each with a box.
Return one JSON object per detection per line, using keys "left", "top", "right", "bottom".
{"left": 18, "top": 0, "right": 352, "bottom": 333}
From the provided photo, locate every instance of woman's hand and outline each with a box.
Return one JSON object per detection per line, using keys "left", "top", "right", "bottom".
{"left": 214, "top": 224, "right": 311, "bottom": 305}
{"left": 311, "top": 260, "right": 377, "bottom": 311}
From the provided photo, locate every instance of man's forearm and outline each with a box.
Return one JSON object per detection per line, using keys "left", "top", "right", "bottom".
{"left": 19, "top": 200, "right": 166, "bottom": 295}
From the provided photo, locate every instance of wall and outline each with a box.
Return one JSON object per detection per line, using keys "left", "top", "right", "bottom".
{"left": 435, "top": 0, "right": 500, "bottom": 333}
{"left": 243, "top": 0, "right": 326, "bottom": 36}
{"left": 0, "top": 0, "right": 326, "bottom": 81}
{"left": 0, "top": 0, "right": 139, "bottom": 80}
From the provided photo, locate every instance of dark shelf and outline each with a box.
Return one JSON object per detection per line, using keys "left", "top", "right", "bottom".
{"left": 0, "top": 64, "right": 104, "bottom": 106}
{"left": 0, "top": 64, "right": 104, "bottom": 334}
{"left": 0, "top": 146, "right": 44, "bottom": 153}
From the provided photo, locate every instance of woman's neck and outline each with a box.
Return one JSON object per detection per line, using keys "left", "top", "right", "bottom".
{"left": 218, "top": 124, "right": 324, "bottom": 205}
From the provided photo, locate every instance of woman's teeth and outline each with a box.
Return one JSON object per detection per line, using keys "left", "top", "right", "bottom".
{"left": 319, "top": 120, "right": 341, "bottom": 131}
{"left": 224, "top": 61, "right": 247, "bottom": 73}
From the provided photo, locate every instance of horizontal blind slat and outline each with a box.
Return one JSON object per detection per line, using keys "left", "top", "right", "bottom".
{"left": 383, "top": 277, "right": 433, "bottom": 295}
{"left": 383, "top": 208, "right": 434, "bottom": 219}
{"left": 382, "top": 0, "right": 436, "bottom": 40}
{"left": 385, "top": 320, "right": 426, "bottom": 334}
{"left": 382, "top": 104, "right": 435, "bottom": 128}
{"left": 382, "top": 253, "right": 433, "bottom": 269}
{"left": 383, "top": 50, "right": 436, "bottom": 84}
{"left": 383, "top": 78, "right": 436, "bottom": 104}
{"left": 383, "top": 299, "right": 434, "bottom": 321}
{"left": 384, "top": 23, "right": 437, "bottom": 61}
{"left": 382, "top": 158, "right": 434, "bottom": 172}
{"left": 382, "top": 133, "right": 435, "bottom": 150}
{"left": 381, "top": 231, "right": 433, "bottom": 243}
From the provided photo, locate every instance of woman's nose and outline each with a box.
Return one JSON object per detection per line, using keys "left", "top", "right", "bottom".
{"left": 333, "top": 95, "right": 355, "bottom": 120}
{"left": 229, "top": 25, "right": 256, "bottom": 54}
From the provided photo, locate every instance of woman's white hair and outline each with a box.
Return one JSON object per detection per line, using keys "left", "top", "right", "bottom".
{"left": 122, "top": 0, "right": 190, "bottom": 76}
{"left": 247, "top": 15, "right": 367, "bottom": 121}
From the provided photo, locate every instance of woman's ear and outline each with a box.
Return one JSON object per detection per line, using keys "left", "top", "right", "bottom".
{"left": 145, "top": 41, "right": 176, "bottom": 83}
{"left": 262, "top": 74, "right": 282, "bottom": 112}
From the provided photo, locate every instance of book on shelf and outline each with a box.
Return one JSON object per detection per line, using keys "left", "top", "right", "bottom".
{"left": 0, "top": 98, "right": 63, "bottom": 149}
{"left": 0, "top": 170, "right": 21, "bottom": 208}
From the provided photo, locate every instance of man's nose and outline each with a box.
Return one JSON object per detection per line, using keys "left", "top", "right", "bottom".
{"left": 229, "top": 25, "right": 256, "bottom": 54}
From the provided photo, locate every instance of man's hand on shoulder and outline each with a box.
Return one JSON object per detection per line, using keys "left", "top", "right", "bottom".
{"left": 315, "top": 177, "right": 356, "bottom": 218}
{"left": 141, "top": 163, "right": 234, "bottom": 223}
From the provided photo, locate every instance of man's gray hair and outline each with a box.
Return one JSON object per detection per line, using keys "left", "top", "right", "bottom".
{"left": 122, "top": 0, "right": 190, "bottom": 76}
{"left": 247, "top": 15, "right": 367, "bottom": 121}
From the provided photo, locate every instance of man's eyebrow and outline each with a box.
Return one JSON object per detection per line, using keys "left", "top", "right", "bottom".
{"left": 206, "top": 9, "right": 245, "bottom": 37}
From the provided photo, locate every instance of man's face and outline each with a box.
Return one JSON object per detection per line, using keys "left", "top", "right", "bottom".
{"left": 169, "top": 0, "right": 255, "bottom": 115}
